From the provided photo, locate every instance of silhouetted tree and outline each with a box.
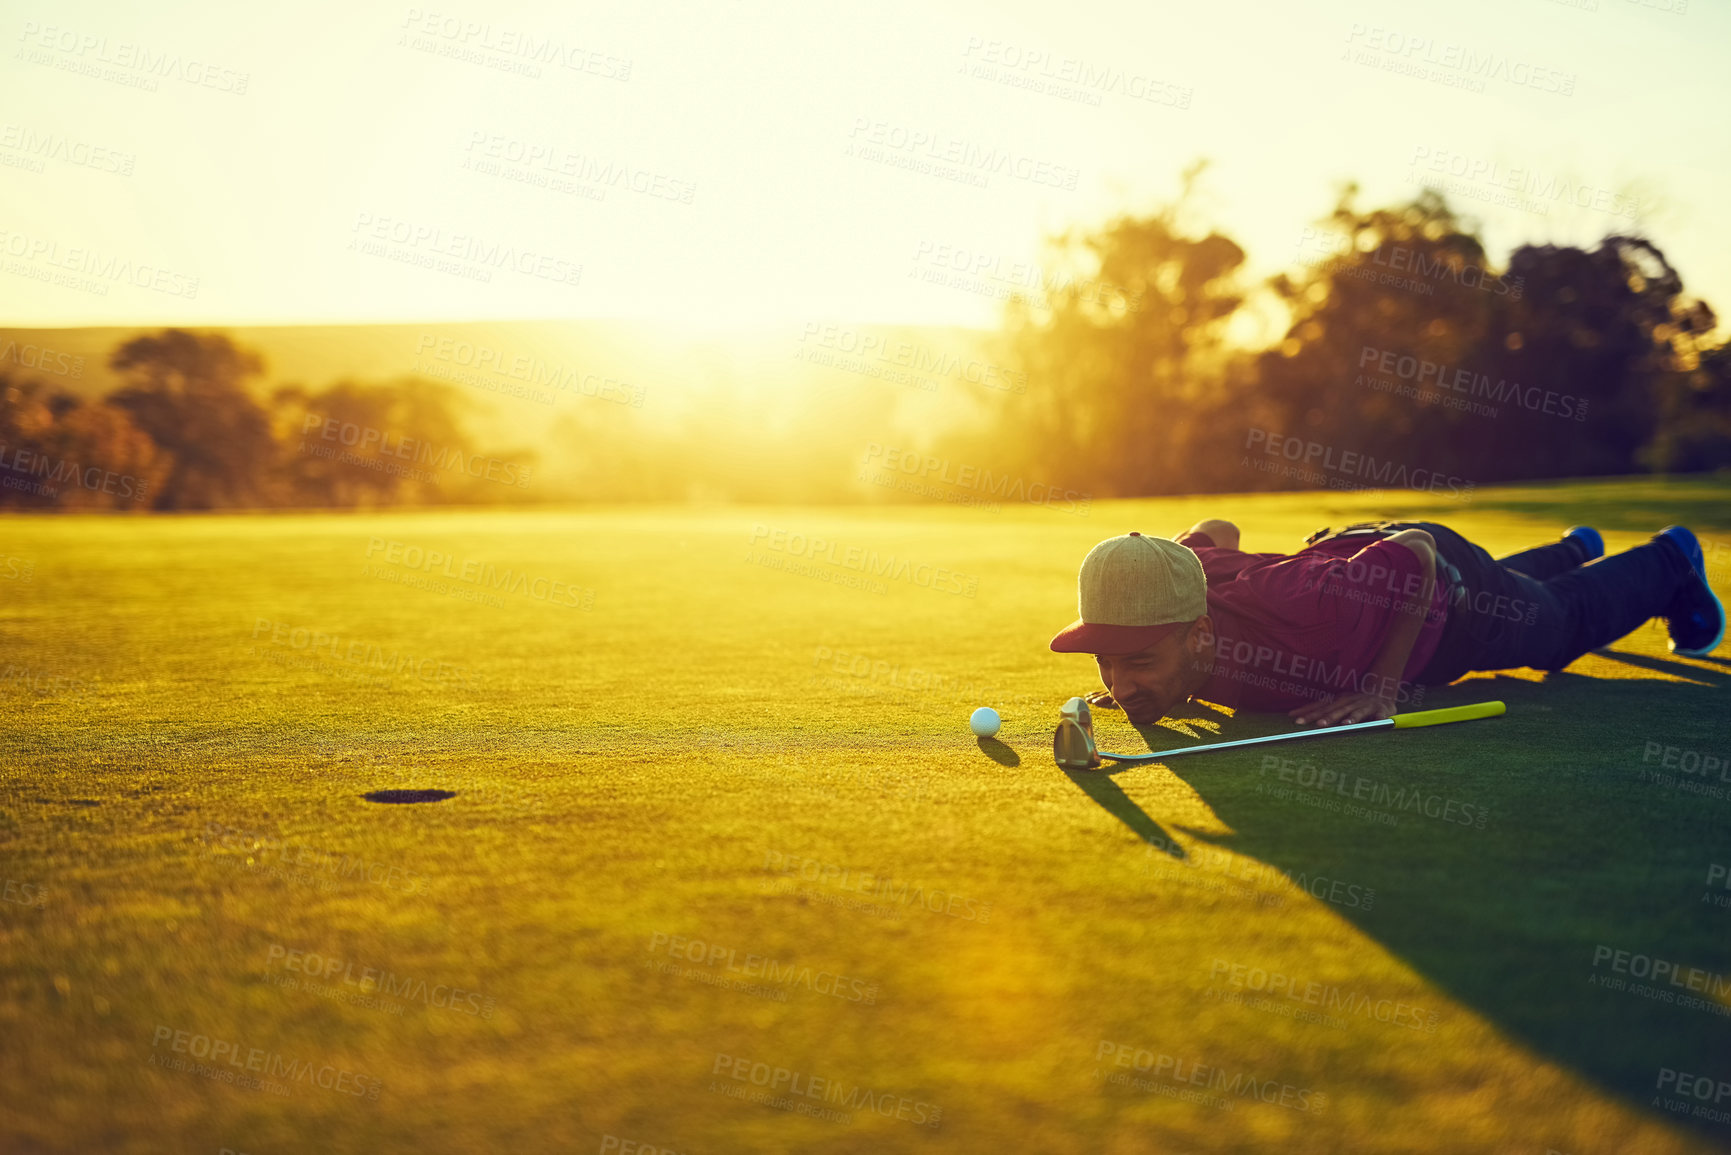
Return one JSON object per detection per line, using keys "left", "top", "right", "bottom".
{"left": 1643, "top": 334, "right": 1731, "bottom": 473}
{"left": 1251, "top": 191, "right": 1729, "bottom": 485}
{"left": 0, "top": 374, "right": 167, "bottom": 509}
{"left": 953, "top": 164, "right": 1253, "bottom": 497}
{"left": 1255, "top": 186, "right": 1505, "bottom": 480}
{"left": 107, "top": 329, "right": 275, "bottom": 509}
{"left": 1487, "top": 235, "right": 1720, "bottom": 478}
{"left": 271, "top": 377, "right": 485, "bottom": 507}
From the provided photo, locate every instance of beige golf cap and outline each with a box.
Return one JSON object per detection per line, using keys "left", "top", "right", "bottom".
{"left": 1049, "top": 532, "right": 1208, "bottom": 654}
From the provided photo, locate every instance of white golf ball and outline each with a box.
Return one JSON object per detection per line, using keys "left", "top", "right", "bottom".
{"left": 970, "top": 706, "right": 1001, "bottom": 738}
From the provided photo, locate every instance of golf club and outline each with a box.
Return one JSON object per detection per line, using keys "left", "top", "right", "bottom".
{"left": 1053, "top": 699, "right": 1506, "bottom": 769}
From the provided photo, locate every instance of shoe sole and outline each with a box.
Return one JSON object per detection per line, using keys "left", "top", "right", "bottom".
{"left": 1659, "top": 526, "right": 1721, "bottom": 656}
{"left": 1670, "top": 584, "right": 1725, "bottom": 658}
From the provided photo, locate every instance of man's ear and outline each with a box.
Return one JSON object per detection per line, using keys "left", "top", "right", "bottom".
{"left": 1185, "top": 614, "right": 1214, "bottom": 655}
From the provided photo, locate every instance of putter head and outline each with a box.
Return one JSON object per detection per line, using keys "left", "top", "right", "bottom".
{"left": 1053, "top": 696, "right": 1099, "bottom": 770}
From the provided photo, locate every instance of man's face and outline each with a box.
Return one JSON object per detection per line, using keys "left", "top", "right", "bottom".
{"left": 1094, "top": 619, "right": 1208, "bottom": 725}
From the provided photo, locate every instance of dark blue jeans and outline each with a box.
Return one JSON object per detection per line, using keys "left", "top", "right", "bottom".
{"left": 1304, "top": 521, "right": 1696, "bottom": 684}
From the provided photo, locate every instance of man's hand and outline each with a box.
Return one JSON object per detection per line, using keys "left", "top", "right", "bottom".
{"left": 1290, "top": 690, "right": 1398, "bottom": 727}
{"left": 1182, "top": 519, "right": 1240, "bottom": 550}
{"left": 1291, "top": 527, "right": 1434, "bottom": 729}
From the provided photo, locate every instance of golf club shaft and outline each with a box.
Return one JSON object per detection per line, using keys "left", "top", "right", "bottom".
{"left": 1095, "top": 700, "right": 1505, "bottom": 764}
{"left": 1098, "top": 718, "right": 1392, "bottom": 763}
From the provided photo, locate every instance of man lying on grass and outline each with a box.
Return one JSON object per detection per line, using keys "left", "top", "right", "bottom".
{"left": 1050, "top": 519, "right": 1724, "bottom": 730}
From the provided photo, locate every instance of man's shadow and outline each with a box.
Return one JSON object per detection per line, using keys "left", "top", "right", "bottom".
{"left": 1038, "top": 672, "right": 1731, "bottom": 1143}
{"left": 1059, "top": 763, "right": 1187, "bottom": 859}
{"left": 1053, "top": 703, "right": 1235, "bottom": 859}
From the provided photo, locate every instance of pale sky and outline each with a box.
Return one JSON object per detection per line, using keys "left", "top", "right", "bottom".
{"left": 3, "top": 0, "right": 1725, "bottom": 331}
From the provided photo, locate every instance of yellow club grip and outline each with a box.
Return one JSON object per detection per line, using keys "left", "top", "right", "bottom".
{"left": 1390, "top": 701, "right": 1506, "bottom": 729}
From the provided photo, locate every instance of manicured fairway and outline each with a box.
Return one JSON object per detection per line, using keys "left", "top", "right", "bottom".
{"left": 3, "top": 477, "right": 1730, "bottom": 1153}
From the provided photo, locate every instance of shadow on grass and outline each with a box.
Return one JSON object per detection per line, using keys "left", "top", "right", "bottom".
{"left": 1060, "top": 766, "right": 1185, "bottom": 860}
{"left": 1594, "top": 648, "right": 1731, "bottom": 685}
{"left": 1064, "top": 671, "right": 1731, "bottom": 1142}
{"left": 977, "top": 737, "right": 1020, "bottom": 767}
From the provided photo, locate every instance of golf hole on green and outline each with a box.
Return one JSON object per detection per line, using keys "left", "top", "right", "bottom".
{"left": 362, "top": 789, "right": 458, "bottom": 804}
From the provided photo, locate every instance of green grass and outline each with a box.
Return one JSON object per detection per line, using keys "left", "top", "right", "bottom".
{"left": 3, "top": 476, "right": 1730, "bottom": 1154}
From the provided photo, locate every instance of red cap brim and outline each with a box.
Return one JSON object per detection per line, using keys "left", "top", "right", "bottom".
{"left": 1049, "top": 619, "right": 1186, "bottom": 655}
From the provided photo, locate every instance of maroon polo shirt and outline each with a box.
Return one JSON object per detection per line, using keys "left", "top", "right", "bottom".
{"left": 1174, "top": 530, "right": 1449, "bottom": 711}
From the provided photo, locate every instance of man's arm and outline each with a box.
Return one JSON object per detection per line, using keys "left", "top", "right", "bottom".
{"left": 1290, "top": 528, "right": 1437, "bottom": 726}
{"left": 1180, "top": 519, "right": 1240, "bottom": 550}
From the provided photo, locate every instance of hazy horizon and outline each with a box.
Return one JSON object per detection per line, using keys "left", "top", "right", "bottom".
{"left": 4, "top": 0, "right": 1726, "bottom": 331}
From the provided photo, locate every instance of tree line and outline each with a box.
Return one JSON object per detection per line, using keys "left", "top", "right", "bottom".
{"left": 943, "top": 179, "right": 1730, "bottom": 500}
{"left": 0, "top": 329, "right": 531, "bottom": 510}
{"left": 3, "top": 181, "right": 1727, "bottom": 511}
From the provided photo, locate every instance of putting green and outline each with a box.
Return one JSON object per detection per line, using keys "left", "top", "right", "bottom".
{"left": 3, "top": 477, "right": 1729, "bottom": 1153}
